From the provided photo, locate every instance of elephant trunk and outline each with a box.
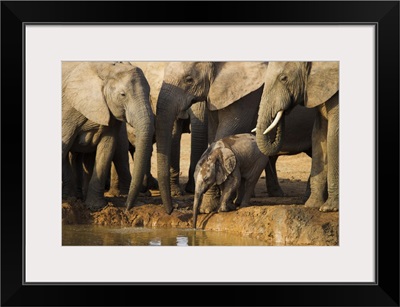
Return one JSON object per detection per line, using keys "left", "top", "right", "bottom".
{"left": 255, "top": 90, "right": 286, "bottom": 157}
{"left": 155, "top": 89, "right": 177, "bottom": 215}
{"left": 256, "top": 115, "right": 285, "bottom": 157}
{"left": 192, "top": 192, "right": 203, "bottom": 229}
{"left": 125, "top": 100, "right": 155, "bottom": 210}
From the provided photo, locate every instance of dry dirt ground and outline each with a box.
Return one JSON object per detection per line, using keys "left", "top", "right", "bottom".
{"left": 62, "top": 134, "right": 339, "bottom": 245}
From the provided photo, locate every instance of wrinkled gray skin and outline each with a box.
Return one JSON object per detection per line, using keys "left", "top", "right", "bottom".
{"left": 192, "top": 133, "right": 270, "bottom": 229}
{"left": 62, "top": 61, "right": 154, "bottom": 210}
{"left": 255, "top": 61, "right": 339, "bottom": 212}
{"left": 156, "top": 62, "right": 315, "bottom": 215}
{"left": 131, "top": 62, "right": 208, "bottom": 198}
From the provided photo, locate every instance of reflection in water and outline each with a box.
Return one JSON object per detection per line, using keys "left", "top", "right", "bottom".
{"left": 149, "top": 238, "right": 161, "bottom": 246}
{"left": 62, "top": 225, "right": 268, "bottom": 246}
{"left": 176, "top": 236, "right": 188, "bottom": 246}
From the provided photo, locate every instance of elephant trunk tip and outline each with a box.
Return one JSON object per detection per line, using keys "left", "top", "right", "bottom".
{"left": 165, "top": 205, "right": 174, "bottom": 215}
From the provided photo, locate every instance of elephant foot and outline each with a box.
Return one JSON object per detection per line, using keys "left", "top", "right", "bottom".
{"left": 237, "top": 202, "right": 250, "bottom": 209}
{"left": 85, "top": 197, "right": 107, "bottom": 211}
{"left": 319, "top": 198, "right": 339, "bottom": 212}
{"left": 267, "top": 186, "right": 285, "bottom": 197}
{"left": 106, "top": 188, "right": 126, "bottom": 197}
{"left": 184, "top": 180, "right": 195, "bottom": 194}
{"left": 170, "top": 183, "right": 184, "bottom": 196}
{"left": 199, "top": 193, "right": 220, "bottom": 214}
{"left": 218, "top": 202, "right": 236, "bottom": 212}
{"left": 304, "top": 196, "right": 325, "bottom": 209}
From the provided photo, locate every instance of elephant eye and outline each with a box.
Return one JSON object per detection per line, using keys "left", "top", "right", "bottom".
{"left": 279, "top": 74, "right": 288, "bottom": 83}
{"left": 185, "top": 76, "right": 194, "bottom": 84}
{"left": 120, "top": 92, "right": 126, "bottom": 97}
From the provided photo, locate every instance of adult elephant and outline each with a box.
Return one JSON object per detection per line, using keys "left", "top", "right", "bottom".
{"left": 131, "top": 62, "right": 208, "bottom": 196}
{"left": 156, "top": 62, "right": 315, "bottom": 215}
{"left": 255, "top": 61, "right": 339, "bottom": 212}
{"left": 62, "top": 61, "right": 154, "bottom": 210}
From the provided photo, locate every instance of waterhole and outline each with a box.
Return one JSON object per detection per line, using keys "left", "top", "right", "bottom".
{"left": 62, "top": 225, "right": 267, "bottom": 246}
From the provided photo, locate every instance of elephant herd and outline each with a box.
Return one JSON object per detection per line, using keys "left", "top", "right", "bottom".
{"left": 62, "top": 61, "right": 339, "bottom": 221}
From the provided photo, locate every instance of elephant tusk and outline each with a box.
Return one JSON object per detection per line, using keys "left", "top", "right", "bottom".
{"left": 263, "top": 110, "right": 283, "bottom": 135}
{"left": 251, "top": 127, "right": 257, "bottom": 133}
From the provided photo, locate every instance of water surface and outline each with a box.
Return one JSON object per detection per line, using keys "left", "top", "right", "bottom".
{"left": 62, "top": 225, "right": 267, "bottom": 246}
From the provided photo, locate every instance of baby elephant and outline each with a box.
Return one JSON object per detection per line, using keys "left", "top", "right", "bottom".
{"left": 192, "top": 133, "right": 269, "bottom": 229}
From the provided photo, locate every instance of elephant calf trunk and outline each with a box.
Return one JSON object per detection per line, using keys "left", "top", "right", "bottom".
{"left": 192, "top": 192, "right": 203, "bottom": 229}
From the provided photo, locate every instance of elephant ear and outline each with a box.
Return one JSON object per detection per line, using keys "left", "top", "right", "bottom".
{"left": 215, "top": 147, "right": 236, "bottom": 185}
{"left": 207, "top": 62, "right": 268, "bottom": 111}
{"left": 305, "top": 61, "right": 339, "bottom": 108}
{"left": 63, "top": 62, "right": 110, "bottom": 126}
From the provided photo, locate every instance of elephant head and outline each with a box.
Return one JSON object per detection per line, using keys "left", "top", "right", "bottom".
{"left": 63, "top": 61, "right": 155, "bottom": 209}
{"left": 192, "top": 144, "right": 236, "bottom": 228}
{"left": 156, "top": 61, "right": 267, "bottom": 214}
{"left": 255, "top": 61, "right": 339, "bottom": 156}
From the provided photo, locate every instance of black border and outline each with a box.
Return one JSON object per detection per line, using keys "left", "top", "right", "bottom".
{"left": 1, "top": 1, "right": 399, "bottom": 306}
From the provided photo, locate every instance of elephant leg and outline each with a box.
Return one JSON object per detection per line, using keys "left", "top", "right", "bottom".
{"left": 239, "top": 177, "right": 259, "bottom": 208}
{"left": 319, "top": 97, "right": 339, "bottom": 212}
{"left": 234, "top": 178, "right": 246, "bottom": 207}
{"left": 108, "top": 125, "right": 131, "bottom": 196}
{"left": 199, "top": 185, "right": 221, "bottom": 213}
{"left": 69, "top": 152, "right": 84, "bottom": 199}
{"left": 81, "top": 152, "right": 95, "bottom": 201}
{"left": 185, "top": 101, "right": 208, "bottom": 194}
{"left": 108, "top": 162, "right": 120, "bottom": 196}
{"left": 265, "top": 155, "right": 285, "bottom": 197}
{"left": 62, "top": 152, "right": 75, "bottom": 199}
{"left": 85, "top": 132, "right": 117, "bottom": 210}
{"left": 62, "top": 129, "right": 78, "bottom": 199}
{"left": 305, "top": 108, "right": 328, "bottom": 209}
{"left": 170, "top": 119, "right": 184, "bottom": 196}
{"left": 219, "top": 172, "right": 240, "bottom": 212}
{"left": 303, "top": 148, "right": 312, "bottom": 201}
